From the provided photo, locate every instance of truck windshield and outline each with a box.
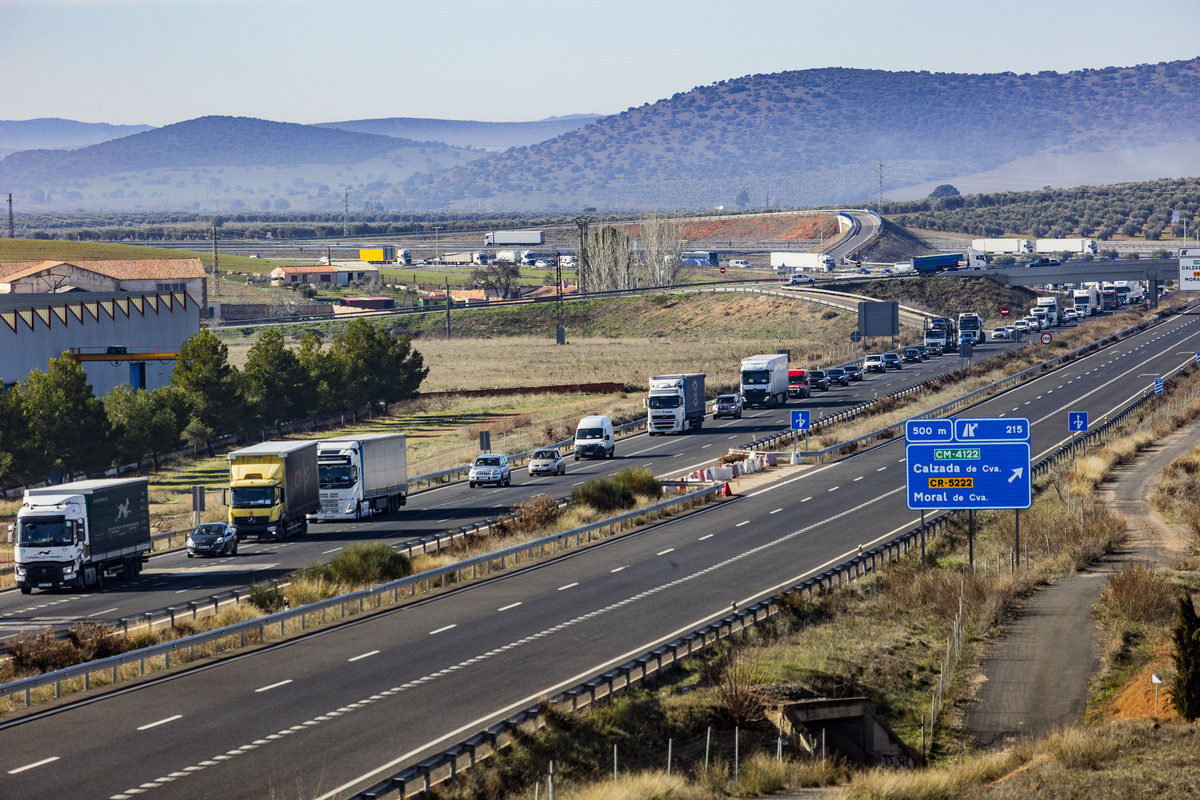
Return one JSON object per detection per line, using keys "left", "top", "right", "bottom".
{"left": 648, "top": 395, "right": 682, "bottom": 409}
{"left": 230, "top": 487, "right": 277, "bottom": 509}
{"left": 742, "top": 370, "right": 769, "bottom": 385}
{"left": 319, "top": 464, "right": 356, "bottom": 489}
{"left": 17, "top": 516, "right": 74, "bottom": 547}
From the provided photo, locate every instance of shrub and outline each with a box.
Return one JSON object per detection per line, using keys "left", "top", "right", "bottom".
{"left": 328, "top": 542, "right": 412, "bottom": 586}
{"left": 572, "top": 476, "right": 636, "bottom": 513}
{"left": 67, "top": 621, "right": 128, "bottom": 661}
{"left": 248, "top": 581, "right": 286, "bottom": 613}
{"left": 5, "top": 627, "right": 81, "bottom": 674}
{"left": 612, "top": 467, "right": 662, "bottom": 500}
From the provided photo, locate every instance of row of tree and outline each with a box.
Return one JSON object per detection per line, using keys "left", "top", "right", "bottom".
{"left": 0, "top": 318, "right": 428, "bottom": 488}
{"left": 891, "top": 177, "right": 1200, "bottom": 241}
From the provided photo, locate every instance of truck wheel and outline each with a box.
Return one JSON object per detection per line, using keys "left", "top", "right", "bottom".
{"left": 20, "top": 586, "right": 31, "bottom": 595}
{"left": 298, "top": 518, "right": 308, "bottom": 537}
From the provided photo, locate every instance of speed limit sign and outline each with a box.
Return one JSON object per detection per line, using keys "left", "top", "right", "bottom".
{"left": 1040, "top": 332, "right": 1052, "bottom": 345}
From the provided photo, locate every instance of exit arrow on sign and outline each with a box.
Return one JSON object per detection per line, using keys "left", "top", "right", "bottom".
{"left": 1008, "top": 467, "right": 1024, "bottom": 483}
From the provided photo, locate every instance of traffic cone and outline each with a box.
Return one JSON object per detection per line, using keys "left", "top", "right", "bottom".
{"left": 722, "top": 482, "right": 732, "bottom": 497}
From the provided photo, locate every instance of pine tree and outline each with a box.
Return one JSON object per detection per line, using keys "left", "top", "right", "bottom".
{"left": 1170, "top": 594, "right": 1200, "bottom": 720}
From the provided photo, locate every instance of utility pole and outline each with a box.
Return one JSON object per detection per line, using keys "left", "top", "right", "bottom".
{"left": 6, "top": 193, "right": 13, "bottom": 239}
{"left": 574, "top": 216, "right": 592, "bottom": 294}
{"left": 554, "top": 251, "right": 565, "bottom": 344}
{"left": 877, "top": 161, "right": 883, "bottom": 215}
{"left": 211, "top": 225, "right": 221, "bottom": 295}
{"left": 444, "top": 277, "right": 451, "bottom": 337}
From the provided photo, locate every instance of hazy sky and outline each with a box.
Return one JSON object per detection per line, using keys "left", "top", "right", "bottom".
{"left": 5, "top": 0, "right": 1199, "bottom": 127}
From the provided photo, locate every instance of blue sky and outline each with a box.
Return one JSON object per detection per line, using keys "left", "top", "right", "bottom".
{"left": 5, "top": 0, "right": 1199, "bottom": 127}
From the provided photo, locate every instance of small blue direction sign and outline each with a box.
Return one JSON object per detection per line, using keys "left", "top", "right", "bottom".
{"left": 905, "top": 417, "right": 1031, "bottom": 510}
{"left": 1195, "top": 350, "right": 1199, "bottom": 366}
{"left": 1069, "top": 411, "right": 1088, "bottom": 432}
{"left": 1155, "top": 378, "right": 1164, "bottom": 395}
{"left": 791, "top": 410, "right": 810, "bottom": 431}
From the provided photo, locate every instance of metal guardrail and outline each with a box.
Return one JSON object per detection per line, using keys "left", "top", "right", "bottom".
{"left": 0, "top": 483, "right": 724, "bottom": 709}
{"left": 351, "top": 352, "right": 1193, "bottom": 799}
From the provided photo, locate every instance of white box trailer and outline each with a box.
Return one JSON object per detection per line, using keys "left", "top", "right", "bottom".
{"left": 313, "top": 433, "right": 408, "bottom": 521}
{"left": 971, "top": 238, "right": 1033, "bottom": 254}
{"left": 484, "top": 230, "right": 544, "bottom": 246}
{"left": 1036, "top": 238, "right": 1097, "bottom": 255}
{"left": 770, "top": 252, "right": 835, "bottom": 272}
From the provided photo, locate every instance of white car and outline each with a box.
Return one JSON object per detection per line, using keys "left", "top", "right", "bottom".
{"left": 527, "top": 448, "right": 566, "bottom": 477}
{"left": 786, "top": 273, "right": 815, "bottom": 286}
{"left": 469, "top": 453, "right": 511, "bottom": 487}
{"left": 991, "top": 327, "right": 1009, "bottom": 340}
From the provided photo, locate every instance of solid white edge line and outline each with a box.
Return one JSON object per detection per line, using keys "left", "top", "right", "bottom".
{"left": 137, "top": 714, "right": 183, "bottom": 731}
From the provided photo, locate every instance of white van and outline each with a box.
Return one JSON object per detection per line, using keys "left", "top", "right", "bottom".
{"left": 574, "top": 415, "right": 614, "bottom": 460}
{"left": 729, "top": 259, "right": 750, "bottom": 269}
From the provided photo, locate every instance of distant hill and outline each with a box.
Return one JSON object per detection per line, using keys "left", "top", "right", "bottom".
{"left": 0, "top": 116, "right": 487, "bottom": 212}
{"left": 398, "top": 59, "right": 1200, "bottom": 211}
{"left": 316, "top": 115, "right": 602, "bottom": 151}
{"left": 0, "top": 118, "right": 153, "bottom": 158}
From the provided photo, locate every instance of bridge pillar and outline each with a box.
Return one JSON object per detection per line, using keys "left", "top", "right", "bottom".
{"left": 1149, "top": 277, "right": 1159, "bottom": 309}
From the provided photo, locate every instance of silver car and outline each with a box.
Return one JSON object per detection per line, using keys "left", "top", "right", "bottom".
{"left": 527, "top": 448, "right": 566, "bottom": 477}
{"left": 469, "top": 453, "right": 511, "bottom": 487}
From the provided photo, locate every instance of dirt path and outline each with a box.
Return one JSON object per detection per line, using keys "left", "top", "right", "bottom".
{"left": 963, "top": 418, "right": 1200, "bottom": 746}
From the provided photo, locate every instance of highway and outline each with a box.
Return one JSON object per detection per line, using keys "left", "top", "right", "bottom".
{"left": 2, "top": 305, "right": 1196, "bottom": 799}
{"left": 0, "top": 324, "right": 967, "bottom": 640}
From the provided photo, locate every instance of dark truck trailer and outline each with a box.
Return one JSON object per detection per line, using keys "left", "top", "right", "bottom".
{"left": 913, "top": 253, "right": 964, "bottom": 276}
{"left": 14, "top": 477, "right": 151, "bottom": 593}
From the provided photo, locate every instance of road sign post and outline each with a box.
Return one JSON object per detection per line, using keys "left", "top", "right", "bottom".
{"left": 1040, "top": 331, "right": 1052, "bottom": 360}
{"left": 906, "top": 418, "right": 1031, "bottom": 566}
{"left": 791, "top": 410, "right": 810, "bottom": 463}
{"left": 1069, "top": 411, "right": 1087, "bottom": 468}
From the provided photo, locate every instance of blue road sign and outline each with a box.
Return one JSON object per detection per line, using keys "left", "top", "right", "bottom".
{"left": 904, "top": 419, "right": 953, "bottom": 443}
{"left": 791, "top": 410, "right": 810, "bottom": 431}
{"left": 953, "top": 417, "right": 1030, "bottom": 442}
{"left": 1195, "top": 350, "right": 1199, "bottom": 366}
{"left": 1069, "top": 411, "right": 1088, "bottom": 432}
{"left": 906, "top": 417, "right": 1031, "bottom": 510}
{"left": 1155, "top": 378, "right": 1164, "bottom": 395}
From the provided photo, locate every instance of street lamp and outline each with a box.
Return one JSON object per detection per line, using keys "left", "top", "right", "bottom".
{"left": 434, "top": 226, "right": 442, "bottom": 262}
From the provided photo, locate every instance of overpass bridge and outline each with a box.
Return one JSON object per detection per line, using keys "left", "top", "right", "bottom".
{"left": 964, "top": 258, "right": 1176, "bottom": 307}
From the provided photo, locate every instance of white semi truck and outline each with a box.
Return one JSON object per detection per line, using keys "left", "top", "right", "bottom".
{"left": 770, "top": 252, "right": 835, "bottom": 272}
{"left": 1072, "top": 286, "right": 1100, "bottom": 316}
{"left": 1032, "top": 296, "right": 1062, "bottom": 327}
{"left": 1035, "top": 238, "right": 1098, "bottom": 255}
{"left": 740, "top": 354, "right": 789, "bottom": 408}
{"left": 646, "top": 374, "right": 707, "bottom": 435}
{"left": 312, "top": 433, "right": 408, "bottom": 521}
{"left": 12, "top": 477, "right": 151, "bottom": 594}
{"left": 971, "top": 238, "right": 1033, "bottom": 254}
